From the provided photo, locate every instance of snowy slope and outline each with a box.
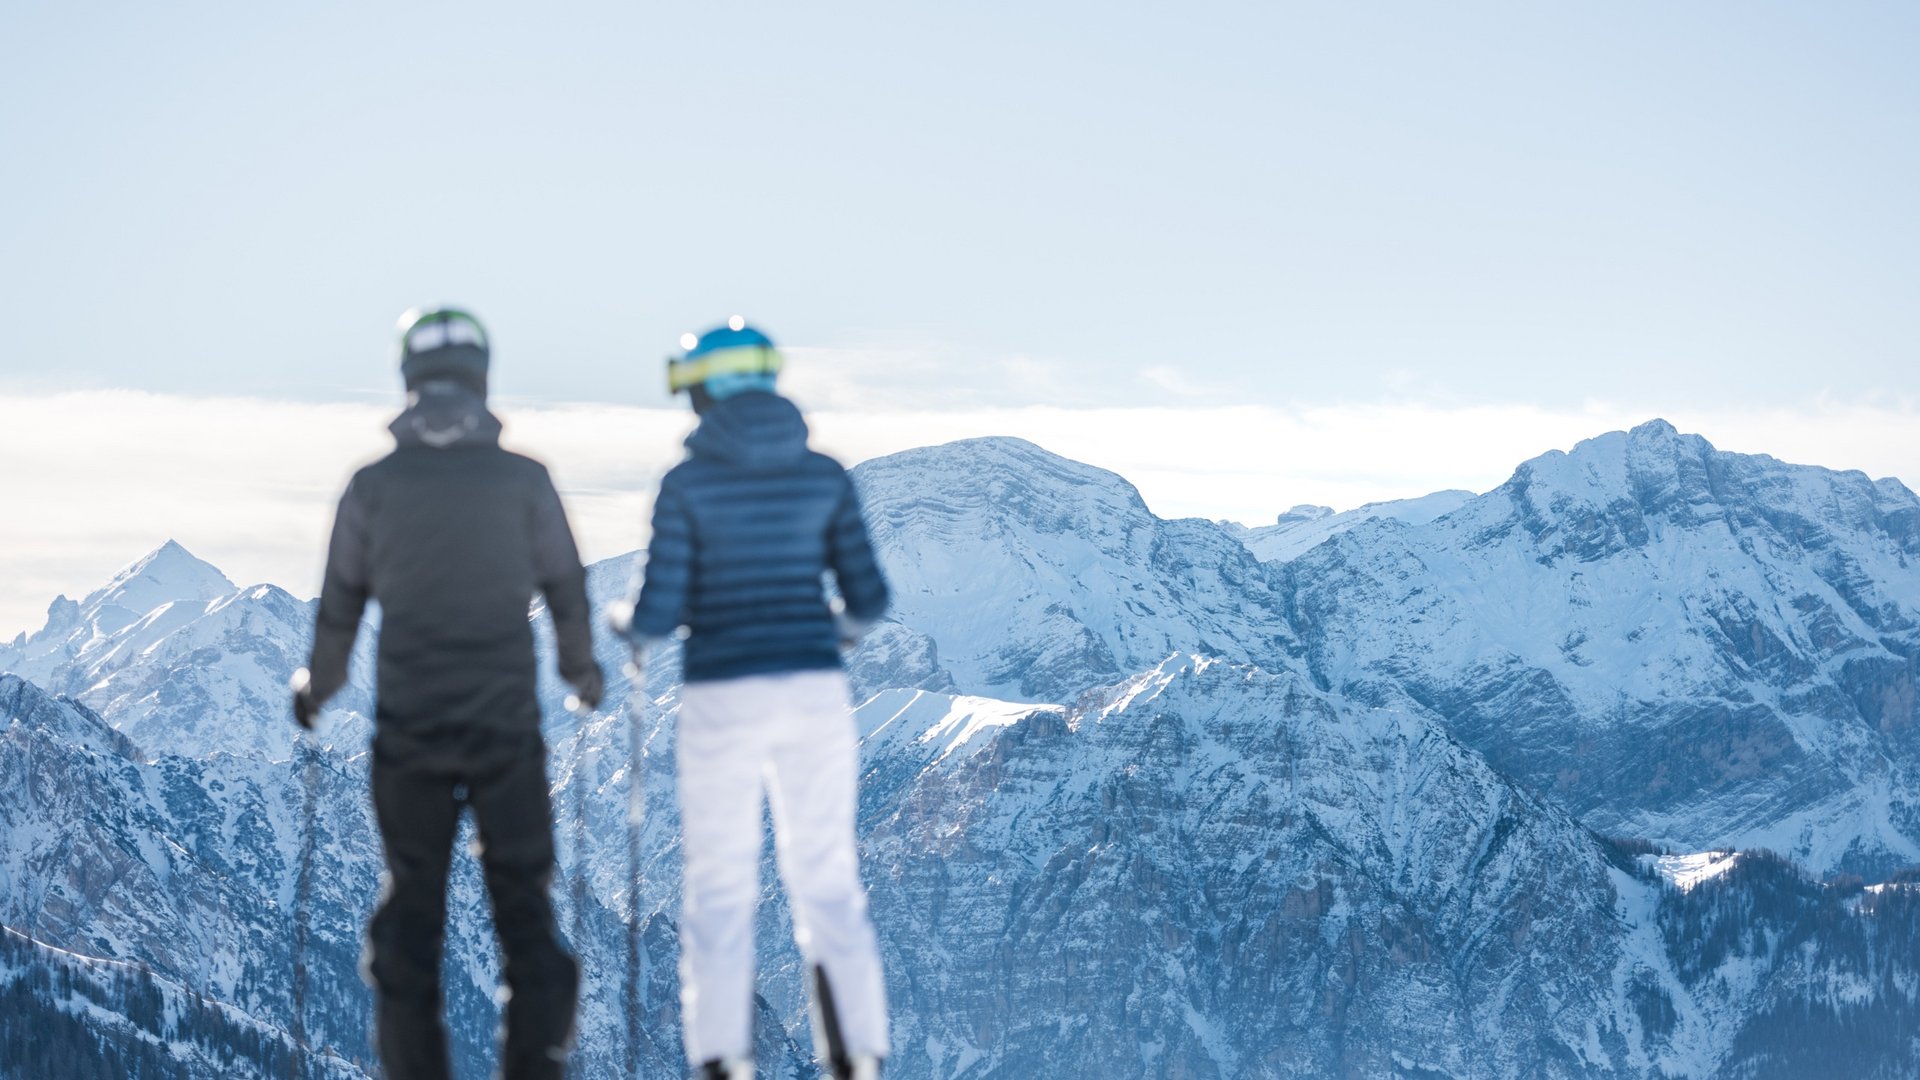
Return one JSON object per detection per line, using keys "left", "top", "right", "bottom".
{"left": 1232, "top": 489, "right": 1476, "bottom": 563}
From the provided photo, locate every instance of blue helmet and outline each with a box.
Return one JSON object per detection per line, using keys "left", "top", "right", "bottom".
{"left": 668, "top": 317, "right": 783, "bottom": 404}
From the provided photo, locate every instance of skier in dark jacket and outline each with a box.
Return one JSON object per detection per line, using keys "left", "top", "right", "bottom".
{"left": 292, "top": 306, "right": 603, "bottom": 1080}
{"left": 614, "top": 318, "right": 890, "bottom": 1080}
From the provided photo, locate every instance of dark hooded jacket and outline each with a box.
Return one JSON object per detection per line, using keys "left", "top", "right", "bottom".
{"left": 307, "top": 385, "right": 596, "bottom": 749}
{"left": 630, "top": 391, "right": 889, "bottom": 683}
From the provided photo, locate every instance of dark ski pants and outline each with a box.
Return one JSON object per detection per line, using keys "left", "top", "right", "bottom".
{"left": 366, "top": 727, "right": 579, "bottom": 1080}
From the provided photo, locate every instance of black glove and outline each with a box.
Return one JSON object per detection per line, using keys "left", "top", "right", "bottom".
{"left": 290, "top": 668, "right": 318, "bottom": 731}
{"left": 568, "top": 663, "right": 605, "bottom": 713}
{"left": 292, "top": 690, "right": 317, "bottom": 731}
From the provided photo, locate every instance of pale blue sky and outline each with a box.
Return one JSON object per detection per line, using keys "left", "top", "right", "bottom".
{"left": 4, "top": 2, "right": 1915, "bottom": 408}
{"left": 6, "top": 3, "right": 1920, "bottom": 637}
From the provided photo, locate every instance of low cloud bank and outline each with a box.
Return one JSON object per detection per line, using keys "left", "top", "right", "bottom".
{"left": 4, "top": 389, "right": 1915, "bottom": 638}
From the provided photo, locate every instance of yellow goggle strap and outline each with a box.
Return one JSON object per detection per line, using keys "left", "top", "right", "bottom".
{"left": 667, "top": 345, "right": 784, "bottom": 393}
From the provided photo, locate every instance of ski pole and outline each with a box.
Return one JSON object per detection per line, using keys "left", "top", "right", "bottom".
{"left": 625, "top": 652, "right": 648, "bottom": 1080}
{"left": 288, "top": 670, "right": 320, "bottom": 1080}
{"left": 601, "top": 599, "right": 650, "bottom": 1078}
{"left": 559, "top": 687, "right": 602, "bottom": 1080}
{"left": 562, "top": 665, "right": 646, "bottom": 1079}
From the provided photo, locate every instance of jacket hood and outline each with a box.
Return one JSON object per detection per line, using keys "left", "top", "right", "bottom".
{"left": 685, "top": 391, "right": 810, "bottom": 468}
{"left": 389, "top": 382, "right": 503, "bottom": 449}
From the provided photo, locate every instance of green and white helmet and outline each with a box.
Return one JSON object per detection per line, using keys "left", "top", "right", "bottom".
{"left": 397, "top": 306, "right": 490, "bottom": 394}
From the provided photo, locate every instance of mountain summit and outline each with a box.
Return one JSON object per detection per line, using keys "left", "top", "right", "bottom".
{"left": 83, "top": 539, "right": 236, "bottom": 617}
{"left": 0, "top": 541, "right": 359, "bottom": 761}
{"left": 4, "top": 541, "right": 226, "bottom": 665}
{"left": 1282, "top": 420, "right": 1920, "bottom": 874}
{"left": 851, "top": 436, "right": 1297, "bottom": 701}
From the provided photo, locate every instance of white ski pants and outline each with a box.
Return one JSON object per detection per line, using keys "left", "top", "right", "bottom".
{"left": 675, "top": 669, "right": 889, "bottom": 1065}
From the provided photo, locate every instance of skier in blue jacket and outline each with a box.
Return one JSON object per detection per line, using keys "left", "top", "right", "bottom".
{"left": 615, "top": 319, "right": 890, "bottom": 1080}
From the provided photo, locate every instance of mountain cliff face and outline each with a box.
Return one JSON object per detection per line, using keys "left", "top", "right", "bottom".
{"left": 1274, "top": 420, "right": 1920, "bottom": 876}
{"left": 4, "top": 421, "right": 1919, "bottom": 1078}
{"left": 856, "top": 657, "right": 1637, "bottom": 1078}
{"left": 0, "top": 673, "right": 381, "bottom": 1075}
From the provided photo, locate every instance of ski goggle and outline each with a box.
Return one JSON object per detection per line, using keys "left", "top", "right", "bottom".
{"left": 666, "top": 344, "right": 784, "bottom": 394}
{"left": 401, "top": 311, "right": 489, "bottom": 356}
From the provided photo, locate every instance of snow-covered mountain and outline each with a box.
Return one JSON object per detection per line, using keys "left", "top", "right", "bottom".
{"left": 12, "top": 647, "right": 1914, "bottom": 1077}
{"left": 1271, "top": 420, "right": 1920, "bottom": 876}
{"left": 5, "top": 421, "right": 1919, "bottom": 1077}
{"left": 0, "top": 673, "right": 811, "bottom": 1079}
{"left": 0, "top": 540, "right": 375, "bottom": 762}
{"left": 852, "top": 438, "right": 1299, "bottom": 703}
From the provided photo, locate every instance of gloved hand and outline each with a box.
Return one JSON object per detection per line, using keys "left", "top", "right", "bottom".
{"left": 290, "top": 668, "right": 318, "bottom": 731}
{"left": 567, "top": 663, "right": 606, "bottom": 713}
{"left": 605, "top": 599, "right": 635, "bottom": 637}
{"left": 605, "top": 599, "right": 648, "bottom": 680}
{"left": 834, "top": 610, "right": 876, "bottom": 651}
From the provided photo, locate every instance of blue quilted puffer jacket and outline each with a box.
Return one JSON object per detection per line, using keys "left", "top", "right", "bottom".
{"left": 629, "top": 391, "right": 890, "bottom": 683}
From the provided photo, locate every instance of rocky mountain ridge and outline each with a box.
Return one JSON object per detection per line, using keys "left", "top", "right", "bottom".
{"left": 1274, "top": 420, "right": 1920, "bottom": 875}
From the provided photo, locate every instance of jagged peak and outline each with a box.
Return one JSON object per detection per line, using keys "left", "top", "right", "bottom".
{"left": 82, "top": 540, "right": 236, "bottom": 614}
{"left": 44, "top": 594, "right": 79, "bottom": 625}
{"left": 1457, "top": 417, "right": 1920, "bottom": 567}
{"left": 1562, "top": 418, "right": 1712, "bottom": 461}
{"left": 127, "top": 538, "right": 221, "bottom": 575}
{"left": 1502, "top": 420, "right": 1722, "bottom": 500}
{"left": 1622, "top": 418, "right": 1720, "bottom": 469}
